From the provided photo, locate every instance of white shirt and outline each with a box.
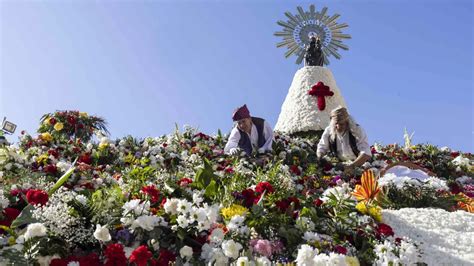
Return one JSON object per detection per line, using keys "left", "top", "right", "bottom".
{"left": 317, "top": 125, "right": 371, "bottom": 161}
{"left": 224, "top": 121, "right": 274, "bottom": 154}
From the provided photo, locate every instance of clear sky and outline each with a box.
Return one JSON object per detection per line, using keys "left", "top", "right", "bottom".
{"left": 0, "top": 0, "right": 472, "bottom": 151}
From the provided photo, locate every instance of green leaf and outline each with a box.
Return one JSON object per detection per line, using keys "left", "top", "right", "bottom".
{"left": 204, "top": 180, "right": 218, "bottom": 199}
{"left": 11, "top": 204, "right": 38, "bottom": 229}
{"left": 48, "top": 162, "right": 76, "bottom": 195}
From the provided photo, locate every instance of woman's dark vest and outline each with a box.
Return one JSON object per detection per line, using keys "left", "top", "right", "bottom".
{"left": 237, "top": 117, "right": 265, "bottom": 155}
{"left": 329, "top": 131, "right": 360, "bottom": 158}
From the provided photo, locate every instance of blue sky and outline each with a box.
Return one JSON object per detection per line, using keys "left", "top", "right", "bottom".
{"left": 0, "top": 0, "right": 472, "bottom": 151}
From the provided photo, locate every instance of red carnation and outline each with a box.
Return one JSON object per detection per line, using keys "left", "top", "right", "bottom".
{"left": 78, "top": 153, "right": 92, "bottom": 165}
{"left": 104, "top": 243, "right": 127, "bottom": 266}
{"left": 0, "top": 208, "right": 21, "bottom": 231}
{"left": 177, "top": 178, "right": 193, "bottom": 187}
{"left": 334, "top": 245, "right": 347, "bottom": 255}
{"left": 314, "top": 198, "right": 324, "bottom": 207}
{"left": 44, "top": 164, "right": 58, "bottom": 174}
{"left": 255, "top": 181, "right": 274, "bottom": 194}
{"left": 241, "top": 189, "right": 256, "bottom": 208}
{"left": 290, "top": 165, "right": 301, "bottom": 176}
{"left": 129, "top": 245, "right": 152, "bottom": 266}
{"left": 141, "top": 185, "right": 160, "bottom": 204}
{"left": 157, "top": 248, "right": 176, "bottom": 266}
{"left": 26, "top": 189, "right": 49, "bottom": 206}
{"left": 67, "top": 115, "right": 76, "bottom": 125}
{"left": 377, "top": 223, "right": 394, "bottom": 237}
{"left": 275, "top": 199, "right": 290, "bottom": 211}
{"left": 48, "top": 149, "right": 59, "bottom": 158}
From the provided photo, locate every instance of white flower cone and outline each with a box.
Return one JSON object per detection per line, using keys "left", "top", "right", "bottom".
{"left": 275, "top": 66, "right": 347, "bottom": 134}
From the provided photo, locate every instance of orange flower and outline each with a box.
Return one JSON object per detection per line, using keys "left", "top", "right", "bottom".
{"left": 457, "top": 193, "right": 474, "bottom": 213}
{"left": 352, "top": 170, "right": 380, "bottom": 202}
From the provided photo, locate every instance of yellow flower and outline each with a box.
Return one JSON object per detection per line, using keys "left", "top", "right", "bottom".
{"left": 41, "top": 132, "right": 53, "bottom": 142}
{"left": 43, "top": 117, "right": 51, "bottom": 125}
{"left": 221, "top": 204, "right": 248, "bottom": 220}
{"left": 345, "top": 256, "right": 360, "bottom": 266}
{"left": 36, "top": 153, "right": 49, "bottom": 165}
{"left": 8, "top": 236, "right": 16, "bottom": 246}
{"left": 355, "top": 202, "right": 368, "bottom": 215}
{"left": 54, "top": 122, "right": 64, "bottom": 131}
{"left": 323, "top": 175, "right": 332, "bottom": 181}
{"left": 368, "top": 205, "right": 382, "bottom": 222}
{"left": 79, "top": 112, "right": 88, "bottom": 118}
{"left": 99, "top": 142, "right": 109, "bottom": 150}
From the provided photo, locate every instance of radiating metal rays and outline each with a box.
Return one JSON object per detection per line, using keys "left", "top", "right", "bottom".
{"left": 274, "top": 5, "right": 351, "bottom": 65}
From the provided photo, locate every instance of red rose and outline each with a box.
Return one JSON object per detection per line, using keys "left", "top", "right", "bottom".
{"left": 255, "top": 181, "right": 274, "bottom": 194}
{"left": 49, "top": 117, "right": 57, "bottom": 125}
{"left": 377, "top": 223, "right": 394, "bottom": 237}
{"left": 104, "top": 243, "right": 127, "bottom": 266}
{"left": 26, "top": 189, "right": 49, "bottom": 206}
{"left": 451, "top": 152, "right": 460, "bottom": 158}
{"left": 334, "top": 245, "right": 347, "bottom": 254}
{"left": 157, "top": 248, "right": 176, "bottom": 265}
{"left": 141, "top": 185, "right": 160, "bottom": 204}
{"left": 129, "top": 245, "right": 152, "bottom": 266}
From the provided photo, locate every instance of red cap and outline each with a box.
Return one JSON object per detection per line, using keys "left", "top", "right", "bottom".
{"left": 232, "top": 104, "right": 251, "bottom": 121}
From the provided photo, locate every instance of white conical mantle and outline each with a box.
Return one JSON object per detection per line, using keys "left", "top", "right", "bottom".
{"left": 274, "top": 66, "right": 347, "bottom": 134}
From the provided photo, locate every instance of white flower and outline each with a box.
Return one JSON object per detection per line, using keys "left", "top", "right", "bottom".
{"left": 303, "top": 231, "right": 321, "bottom": 242}
{"left": 36, "top": 254, "right": 61, "bottom": 266}
{"left": 221, "top": 239, "right": 242, "bottom": 259}
{"left": 452, "top": 155, "right": 471, "bottom": 167}
{"left": 256, "top": 256, "right": 272, "bottom": 266}
{"left": 67, "top": 262, "right": 80, "bottom": 266}
{"left": 327, "top": 252, "right": 347, "bottom": 265}
{"left": 180, "top": 245, "right": 193, "bottom": 259}
{"left": 177, "top": 199, "right": 192, "bottom": 214}
{"left": 177, "top": 215, "right": 190, "bottom": 228}
{"left": 131, "top": 215, "right": 162, "bottom": 231}
{"left": 93, "top": 224, "right": 111, "bottom": 242}
{"left": 164, "top": 198, "right": 180, "bottom": 215}
{"left": 236, "top": 256, "right": 251, "bottom": 266}
{"left": 24, "top": 223, "right": 47, "bottom": 240}
{"left": 0, "top": 190, "right": 9, "bottom": 208}
{"left": 75, "top": 194, "right": 88, "bottom": 205}
{"left": 312, "top": 253, "right": 329, "bottom": 265}
{"left": 296, "top": 244, "right": 318, "bottom": 266}
{"left": 209, "top": 228, "right": 225, "bottom": 244}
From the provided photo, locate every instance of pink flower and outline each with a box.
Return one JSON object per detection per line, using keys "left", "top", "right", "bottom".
{"left": 251, "top": 239, "right": 273, "bottom": 257}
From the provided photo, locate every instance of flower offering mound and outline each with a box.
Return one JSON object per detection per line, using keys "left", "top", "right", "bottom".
{"left": 0, "top": 111, "right": 473, "bottom": 265}
{"left": 274, "top": 66, "right": 348, "bottom": 134}
{"left": 383, "top": 208, "right": 474, "bottom": 265}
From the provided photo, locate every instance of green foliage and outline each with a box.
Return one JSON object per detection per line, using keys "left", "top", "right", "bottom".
{"left": 382, "top": 184, "right": 457, "bottom": 210}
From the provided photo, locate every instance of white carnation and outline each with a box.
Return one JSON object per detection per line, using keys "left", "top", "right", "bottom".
{"left": 180, "top": 245, "right": 193, "bottom": 259}
{"left": 24, "top": 223, "right": 47, "bottom": 240}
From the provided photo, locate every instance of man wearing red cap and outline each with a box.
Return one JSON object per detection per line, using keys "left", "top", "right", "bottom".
{"left": 224, "top": 104, "right": 274, "bottom": 156}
